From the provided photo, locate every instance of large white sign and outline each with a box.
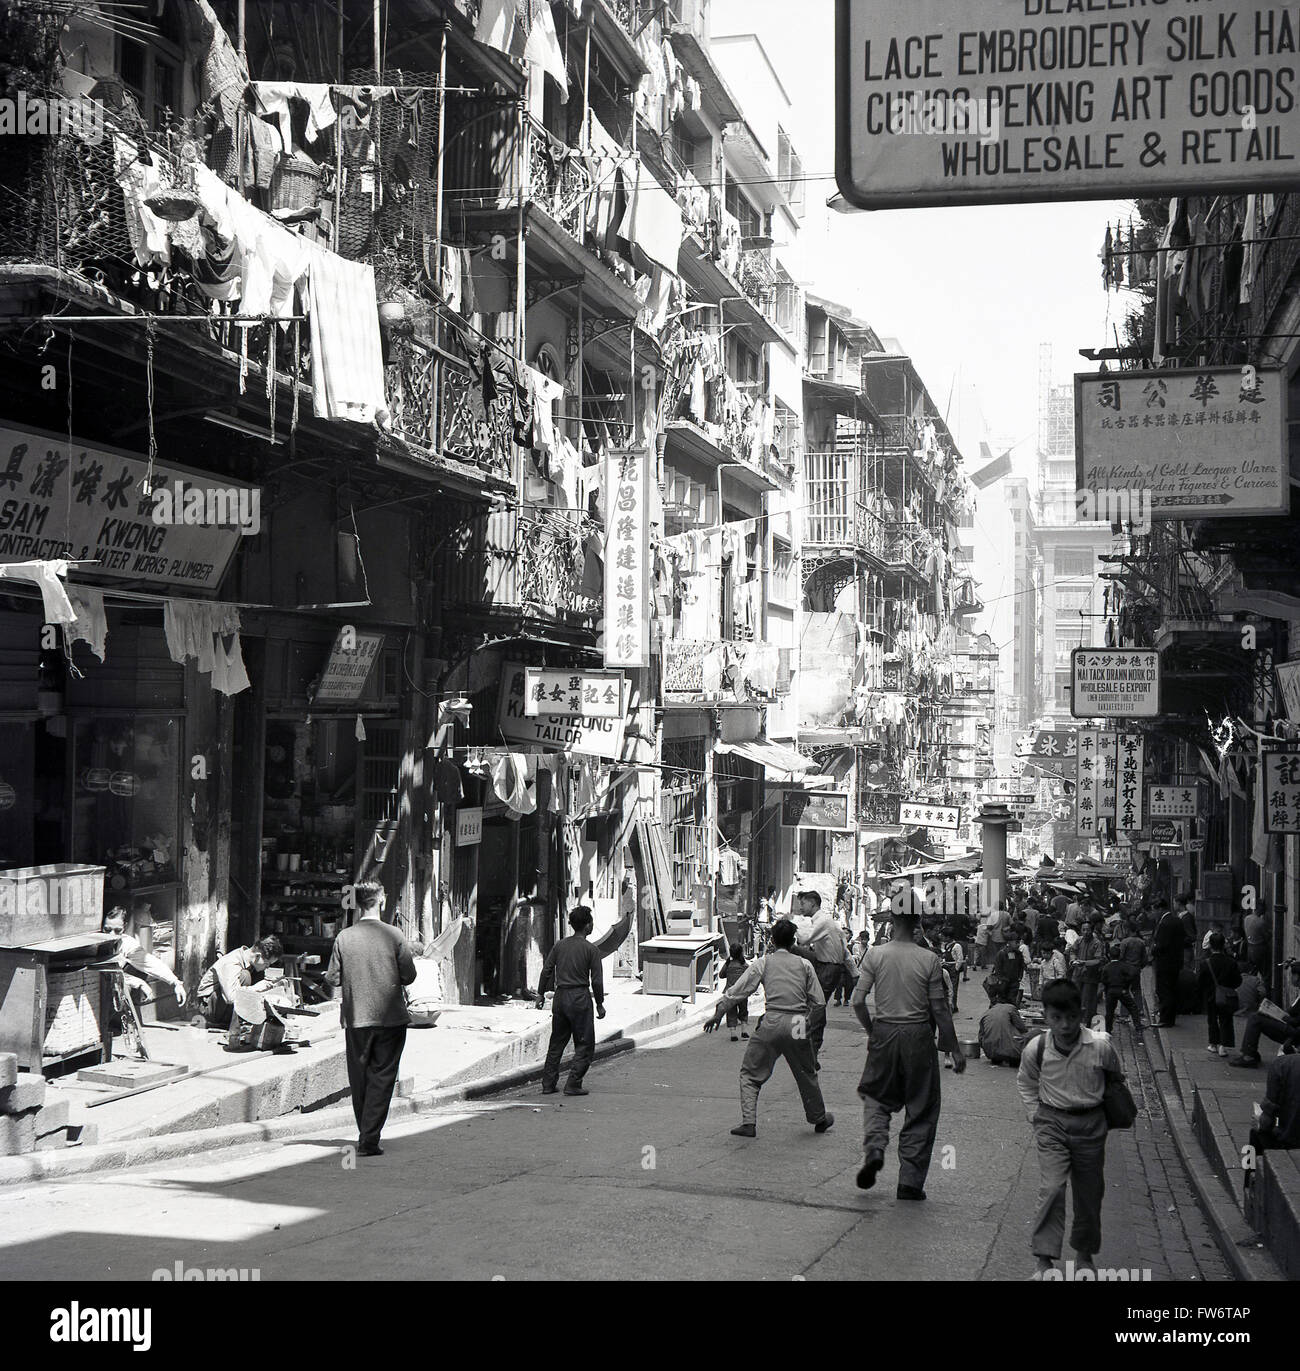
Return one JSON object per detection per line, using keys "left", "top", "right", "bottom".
{"left": 1071, "top": 649, "right": 1161, "bottom": 719}
{"left": 0, "top": 423, "right": 254, "bottom": 590}
{"left": 1076, "top": 728, "right": 1101, "bottom": 839}
{"left": 1076, "top": 369, "right": 1287, "bottom": 519}
{"left": 498, "top": 662, "right": 630, "bottom": 759}
{"left": 836, "top": 0, "right": 1300, "bottom": 210}
{"left": 1148, "top": 784, "right": 1199, "bottom": 819}
{"left": 314, "top": 630, "right": 384, "bottom": 703}
{"left": 603, "top": 448, "right": 650, "bottom": 669}
{"left": 1117, "top": 732, "right": 1145, "bottom": 832}
{"left": 523, "top": 667, "right": 624, "bottom": 718}
{"left": 900, "top": 801, "right": 960, "bottom": 832}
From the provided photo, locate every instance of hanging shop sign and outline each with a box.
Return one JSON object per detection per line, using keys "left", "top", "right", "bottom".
{"left": 899, "top": 801, "right": 960, "bottom": 832}
{"left": 1147, "top": 784, "right": 1200, "bottom": 819}
{"left": 0, "top": 423, "right": 257, "bottom": 591}
{"left": 1075, "top": 369, "right": 1287, "bottom": 519}
{"left": 523, "top": 667, "right": 624, "bottom": 719}
{"left": 835, "top": 0, "right": 1300, "bottom": 211}
{"left": 313, "top": 629, "right": 384, "bottom": 704}
{"left": 1097, "top": 732, "right": 1118, "bottom": 818}
{"left": 499, "top": 662, "right": 630, "bottom": 760}
{"left": 1076, "top": 729, "right": 1101, "bottom": 839}
{"left": 1013, "top": 727, "right": 1077, "bottom": 782}
{"left": 1276, "top": 660, "right": 1300, "bottom": 721}
{"left": 858, "top": 789, "right": 902, "bottom": 828}
{"left": 603, "top": 447, "right": 651, "bottom": 669}
{"left": 1117, "top": 732, "right": 1145, "bottom": 831}
{"left": 1261, "top": 746, "right": 1300, "bottom": 834}
{"left": 454, "top": 807, "right": 483, "bottom": 848}
{"left": 663, "top": 639, "right": 707, "bottom": 696}
{"left": 1150, "top": 818, "right": 1186, "bottom": 845}
{"left": 1071, "top": 649, "right": 1160, "bottom": 719}
{"left": 782, "top": 790, "right": 852, "bottom": 831}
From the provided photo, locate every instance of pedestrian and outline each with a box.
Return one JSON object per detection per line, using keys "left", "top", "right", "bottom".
{"left": 992, "top": 928, "right": 1028, "bottom": 1008}
{"left": 1175, "top": 892, "right": 1199, "bottom": 966}
{"left": 703, "top": 918, "right": 833, "bottom": 1139}
{"left": 1117, "top": 919, "right": 1149, "bottom": 983}
{"left": 198, "top": 935, "right": 283, "bottom": 1032}
{"left": 1042, "top": 937, "right": 1069, "bottom": 986}
{"left": 851, "top": 908, "right": 965, "bottom": 1201}
{"left": 1229, "top": 960, "right": 1300, "bottom": 1067}
{"left": 537, "top": 906, "right": 606, "bottom": 1096}
{"left": 1246, "top": 1046, "right": 1300, "bottom": 1164}
{"left": 1034, "top": 906, "right": 1059, "bottom": 959}
{"left": 1071, "top": 918, "right": 1107, "bottom": 1029}
{"left": 939, "top": 923, "right": 965, "bottom": 1012}
{"left": 980, "top": 988, "right": 1029, "bottom": 1066}
{"left": 833, "top": 925, "right": 859, "bottom": 1007}
{"left": 985, "top": 901, "right": 1009, "bottom": 970}
{"left": 1242, "top": 904, "right": 1271, "bottom": 979}
{"left": 947, "top": 905, "right": 974, "bottom": 979}
{"left": 1151, "top": 899, "right": 1187, "bottom": 1026}
{"left": 793, "top": 890, "right": 849, "bottom": 1065}
{"left": 325, "top": 882, "right": 416, "bottom": 1157}
{"left": 719, "top": 942, "right": 752, "bottom": 1042}
{"left": 1018, "top": 978, "right": 1126, "bottom": 1279}
{"left": 1197, "top": 931, "right": 1242, "bottom": 1059}
{"left": 1100, "top": 945, "right": 1143, "bottom": 1035}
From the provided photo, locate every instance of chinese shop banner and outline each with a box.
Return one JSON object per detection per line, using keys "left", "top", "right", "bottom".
{"left": 603, "top": 448, "right": 651, "bottom": 669}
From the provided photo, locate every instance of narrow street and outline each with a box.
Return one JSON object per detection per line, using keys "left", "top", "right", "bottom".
{"left": 0, "top": 1002, "right": 1229, "bottom": 1282}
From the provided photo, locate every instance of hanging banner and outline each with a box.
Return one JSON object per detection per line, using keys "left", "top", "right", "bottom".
{"left": 523, "top": 667, "right": 624, "bottom": 718}
{"left": 1097, "top": 732, "right": 1118, "bottom": 818}
{"left": 1148, "top": 783, "right": 1200, "bottom": 819}
{"left": 1117, "top": 732, "right": 1145, "bottom": 832}
{"left": 1071, "top": 648, "right": 1161, "bottom": 718}
{"left": 1076, "top": 729, "right": 1100, "bottom": 839}
{"left": 836, "top": 0, "right": 1300, "bottom": 211}
{"left": 603, "top": 447, "right": 651, "bottom": 669}
{"left": 0, "top": 422, "right": 256, "bottom": 591}
{"left": 1261, "top": 746, "right": 1300, "bottom": 834}
{"left": 1076, "top": 368, "right": 1287, "bottom": 520}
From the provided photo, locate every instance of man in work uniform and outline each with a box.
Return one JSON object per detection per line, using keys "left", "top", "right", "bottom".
{"left": 851, "top": 908, "right": 964, "bottom": 1201}
{"left": 537, "top": 906, "right": 606, "bottom": 1096}
{"left": 794, "top": 890, "right": 850, "bottom": 1066}
{"left": 704, "top": 918, "right": 834, "bottom": 1139}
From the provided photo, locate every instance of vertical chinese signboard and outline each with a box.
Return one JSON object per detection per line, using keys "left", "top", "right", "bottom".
{"left": 1117, "top": 733, "right": 1145, "bottom": 832}
{"left": 1097, "top": 732, "right": 1118, "bottom": 819}
{"left": 1076, "top": 729, "right": 1100, "bottom": 840}
{"left": 603, "top": 448, "right": 650, "bottom": 669}
{"left": 1262, "top": 747, "right": 1300, "bottom": 833}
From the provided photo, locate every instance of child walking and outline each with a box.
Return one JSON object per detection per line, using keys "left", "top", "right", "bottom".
{"left": 720, "top": 942, "right": 751, "bottom": 1042}
{"left": 1018, "top": 979, "right": 1126, "bottom": 1279}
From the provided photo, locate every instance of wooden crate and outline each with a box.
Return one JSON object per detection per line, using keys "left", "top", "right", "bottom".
{"left": 43, "top": 967, "right": 103, "bottom": 1059}
{"left": 0, "top": 865, "right": 106, "bottom": 947}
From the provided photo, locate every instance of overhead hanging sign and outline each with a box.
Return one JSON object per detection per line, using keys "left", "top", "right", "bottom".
{"left": 0, "top": 423, "right": 255, "bottom": 591}
{"left": 1076, "top": 368, "right": 1287, "bottom": 520}
{"left": 523, "top": 667, "right": 624, "bottom": 718}
{"left": 899, "top": 800, "right": 961, "bottom": 832}
{"left": 313, "top": 629, "right": 384, "bottom": 703}
{"left": 603, "top": 447, "right": 651, "bottom": 669}
{"left": 499, "top": 663, "right": 630, "bottom": 760}
{"left": 1148, "top": 783, "right": 1200, "bottom": 819}
{"left": 1071, "top": 648, "right": 1161, "bottom": 718}
{"left": 1261, "top": 746, "right": 1300, "bottom": 834}
{"left": 835, "top": 0, "right": 1300, "bottom": 211}
{"left": 1117, "top": 732, "right": 1145, "bottom": 832}
{"left": 1076, "top": 728, "right": 1101, "bottom": 839}
{"left": 782, "top": 790, "right": 852, "bottom": 831}
{"left": 1276, "top": 660, "right": 1300, "bottom": 721}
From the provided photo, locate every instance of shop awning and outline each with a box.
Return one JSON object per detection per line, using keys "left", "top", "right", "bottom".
{"left": 714, "top": 738, "right": 815, "bottom": 780}
{"left": 858, "top": 827, "right": 905, "bottom": 844}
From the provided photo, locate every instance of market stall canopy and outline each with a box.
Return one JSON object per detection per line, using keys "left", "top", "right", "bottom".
{"left": 714, "top": 738, "right": 815, "bottom": 781}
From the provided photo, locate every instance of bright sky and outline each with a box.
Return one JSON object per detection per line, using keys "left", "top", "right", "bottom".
{"left": 712, "top": 0, "right": 1133, "bottom": 472}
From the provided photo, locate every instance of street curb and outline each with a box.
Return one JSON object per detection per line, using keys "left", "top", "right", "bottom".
{"left": 0, "top": 995, "right": 722, "bottom": 1188}
{"left": 1137, "top": 985, "right": 1281, "bottom": 1282}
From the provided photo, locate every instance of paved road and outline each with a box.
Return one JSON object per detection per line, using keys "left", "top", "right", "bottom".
{"left": 0, "top": 994, "right": 1231, "bottom": 1282}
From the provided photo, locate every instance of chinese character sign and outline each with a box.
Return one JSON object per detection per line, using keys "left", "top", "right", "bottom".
{"left": 523, "top": 667, "right": 624, "bottom": 719}
{"left": 1262, "top": 747, "right": 1300, "bottom": 834}
{"left": 1076, "top": 729, "right": 1100, "bottom": 838}
{"left": 1097, "top": 732, "right": 1118, "bottom": 819}
{"left": 1117, "top": 733, "right": 1145, "bottom": 832}
{"left": 1147, "top": 785, "right": 1198, "bottom": 819}
{"left": 603, "top": 448, "right": 651, "bottom": 669}
{"left": 899, "top": 802, "right": 960, "bottom": 832}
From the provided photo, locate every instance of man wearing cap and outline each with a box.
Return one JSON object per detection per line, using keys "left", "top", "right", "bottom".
{"left": 851, "top": 908, "right": 965, "bottom": 1201}
{"left": 704, "top": 918, "right": 833, "bottom": 1139}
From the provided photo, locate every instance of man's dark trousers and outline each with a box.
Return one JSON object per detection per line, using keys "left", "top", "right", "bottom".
{"left": 808, "top": 961, "right": 841, "bottom": 1057}
{"left": 1239, "top": 1013, "right": 1300, "bottom": 1059}
{"left": 1154, "top": 955, "right": 1182, "bottom": 1025}
{"left": 345, "top": 1024, "right": 407, "bottom": 1150}
{"left": 542, "top": 987, "right": 596, "bottom": 1091}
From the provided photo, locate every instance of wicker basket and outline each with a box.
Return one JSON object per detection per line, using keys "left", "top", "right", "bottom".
{"left": 270, "top": 153, "right": 324, "bottom": 214}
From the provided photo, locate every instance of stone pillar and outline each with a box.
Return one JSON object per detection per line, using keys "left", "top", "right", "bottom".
{"left": 978, "top": 802, "right": 1012, "bottom": 916}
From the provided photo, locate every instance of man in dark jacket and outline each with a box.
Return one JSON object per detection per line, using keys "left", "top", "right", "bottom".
{"left": 326, "top": 881, "right": 417, "bottom": 1157}
{"left": 1072, "top": 918, "right": 1107, "bottom": 1028}
{"left": 1152, "top": 901, "right": 1188, "bottom": 1027}
{"left": 1230, "top": 961, "right": 1300, "bottom": 1067}
{"left": 1197, "top": 931, "right": 1243, "bottom": 1057}
{"left": 537, "top": 906, "right": 606, "bottom": 1096}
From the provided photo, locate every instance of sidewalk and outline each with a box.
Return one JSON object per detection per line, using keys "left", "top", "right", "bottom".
{"left": 1137, "top": 968, "right": 1294, "bottom": 1280}
{"left": 0, "top": 977, "right": 723, "bottom": 1184}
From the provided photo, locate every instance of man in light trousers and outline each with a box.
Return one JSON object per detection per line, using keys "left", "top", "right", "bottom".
{"left": 705, "top": 918, "right": 833, "bottom": 1139}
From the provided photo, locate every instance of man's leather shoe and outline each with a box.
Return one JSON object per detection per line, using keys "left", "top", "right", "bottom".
{"left": 563, "top": 1085, "right": 589, "bottom": 1096}
{"left": 358, "top": 1143, "right": 384, "bottom": 1157}
{"left": 814, "top": 1113, "right": 835, "bottom": 1134}
{"left": 897, "top": 1184, "right": 926, "bottom": 1201}
{"left": 730, "top": 1123, "right": 756, "bottom": 1137}
{"left": 856, "top": 1156, "right": 883, "bottom": 1190}
{"left": 541, "top": 1085, "right": 558, "bottom": 1095}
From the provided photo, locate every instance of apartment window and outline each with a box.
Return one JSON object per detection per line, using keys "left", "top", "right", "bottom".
{"left": 117, "top": 1, "right": 185, "bottom": 131}
{"left": 774, "top": 271, "right": 804, "bottom": 347}
{"left": 725, "top": 183, "right": 763, "bottom": 239}
{"left": 728, "top": 337, "right": 761, "bottom": 388}
{"left": 1055, "top": 548, "right": 1094, "bottom": 576}
{"left": 770, "top": 537, "right": 794, "bottom": 605}
{"left": 777, "top": 127, "right": 805, "bottom": 217}
{"left": 1054, "top": 672, "right": 1073, "bottom": 708}
{"left": 773, "top": 402, "right": 800, "bottom": 470}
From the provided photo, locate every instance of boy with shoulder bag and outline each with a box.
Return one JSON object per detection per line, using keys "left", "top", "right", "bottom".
{"left": 1197, "top": 931, "right": 1242, "bottom": 1058}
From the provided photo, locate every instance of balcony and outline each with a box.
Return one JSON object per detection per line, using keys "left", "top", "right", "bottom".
{"left": 440, "top": 507, "right": 600, "bottom": 624}
{"left": 662, "top": 637, "right": 780, "bottom": 704}
{"left": 803, "top": 447, "right": 885, "bottom": 559}
{"left": 883, "top": 526, "right": 930, "bottom": 578}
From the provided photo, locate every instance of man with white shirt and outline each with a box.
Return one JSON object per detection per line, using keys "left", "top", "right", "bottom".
{"left": 794, "top": 890, "right": 848, "bottom": 1065}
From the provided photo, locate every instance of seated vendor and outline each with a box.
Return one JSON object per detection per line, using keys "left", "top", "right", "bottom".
{"left": 196, "top": 936, "right": 283, "bottom": 1028}
{"left": 102, "top": 908, "right": 187, "bottom": 1009}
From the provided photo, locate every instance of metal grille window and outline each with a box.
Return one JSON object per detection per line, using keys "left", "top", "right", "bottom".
{"left": 778, "top": 127, "right": 805, "bottom": 217}
{"left": 661, "top": 736, "right": 707, "bottom": 902}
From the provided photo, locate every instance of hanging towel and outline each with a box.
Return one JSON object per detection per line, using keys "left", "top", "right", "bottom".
{"left": 305, "top": 246, "right": 389, "bottom": 423}
{"left": 492, "top": 753, "right": 537, "bottom": 815}
{"left": 617, "top": 158, "right": 683, "bottom": 276}
{"left": 523, "top": 0, "right": 569, "bottom": 97}
{"left": 0, "top": 559, "right": 76, "bottom": 625}
{"left": 66, "top": 584, "right": 107, "bottom": 661}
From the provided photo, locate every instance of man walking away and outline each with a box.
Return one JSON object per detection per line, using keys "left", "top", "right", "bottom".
{"left": 1242, "top": 905, "right": 1271, "bottom": 979}
{"left": 1100, "top": 946, "right": 1144, "bottom": 1035}
{"left": 794, "top": 890, "right": 848, "bottom": 1064}
{"left": 326, "top": 882, "right": 416, "bottom": 1157}
{"left": 1018, "top": 978, "right": 1126, "bottom": 1279}
{"left": 537, "top": 906, "right": 606, "bottom": 1096}
{"left": 1152, "top": 899, "right": 1188, "bottom": 1027}
{"left": 704, "top": 918, "right": 833, "bottom": 1139}
{"left": 851, "top": 909, "right": 964, "bottom": 1201}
